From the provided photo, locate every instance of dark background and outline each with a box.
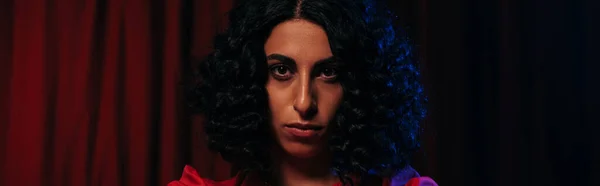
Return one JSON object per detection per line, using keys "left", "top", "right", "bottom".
{"left": 1, "top": 0, "right": 598, "bottom": 185}
{"left": 387, "top": 0, "right": 599, "bottom": 185}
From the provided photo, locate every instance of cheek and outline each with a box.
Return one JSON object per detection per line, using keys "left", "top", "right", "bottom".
{"left": 316, "top": 83, "right": 343, "bottom": 119}
{"left": 265, "top": 80, "right": 292, "bottom": 123}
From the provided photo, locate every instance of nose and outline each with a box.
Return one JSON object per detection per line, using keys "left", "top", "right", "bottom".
{"left": 293, "top": 77, "right": 317, "bottom": 119}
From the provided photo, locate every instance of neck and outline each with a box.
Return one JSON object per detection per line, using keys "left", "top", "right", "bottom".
{"left": 271, "top": 149, "right": 339, "bottom": 186}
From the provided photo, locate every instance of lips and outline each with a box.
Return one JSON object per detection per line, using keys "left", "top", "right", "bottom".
{"left": 283, "top": 123, "right": 324, "bottom": 139}
{"left": 284, "top": 123, "right": 324, "bottom": 130}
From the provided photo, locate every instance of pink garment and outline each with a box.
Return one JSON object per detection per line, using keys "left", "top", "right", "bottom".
{"left": 168, "top": 165, "right": 438, "bottom": 186}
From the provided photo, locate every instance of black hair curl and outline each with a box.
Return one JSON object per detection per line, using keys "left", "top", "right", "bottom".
{"left": 189, "top": 0, "right": 427, "bottom": 184}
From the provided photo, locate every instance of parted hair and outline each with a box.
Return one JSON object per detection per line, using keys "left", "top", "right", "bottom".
{"left": 189, "top": 0, "right": 427, "bottom": 185}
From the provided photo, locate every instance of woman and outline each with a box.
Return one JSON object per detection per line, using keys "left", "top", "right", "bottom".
{"left": 170, "top": 0, "right": 437, "bottom": 185}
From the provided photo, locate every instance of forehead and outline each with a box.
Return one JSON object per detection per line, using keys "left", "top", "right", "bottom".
{"left": 264, "top": 19, "right": 333, "bottom": 64}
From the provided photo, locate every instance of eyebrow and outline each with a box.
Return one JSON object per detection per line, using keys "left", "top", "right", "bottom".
{"left": 266, "top": 53, "right": 337, "bottom": 66}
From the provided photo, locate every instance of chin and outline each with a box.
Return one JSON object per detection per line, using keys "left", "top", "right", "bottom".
{"left": 281, "top": 142, "right": 324, "bottom": 159}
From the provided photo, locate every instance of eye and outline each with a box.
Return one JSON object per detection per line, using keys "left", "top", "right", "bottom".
{"left": 319, "top": 68, "right": 338, "bottom": 79}
{"left": 269, "top": 65, "right": 293, "bottom": 80}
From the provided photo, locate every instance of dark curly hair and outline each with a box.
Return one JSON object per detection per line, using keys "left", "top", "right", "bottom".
{"left": 190, "top": 0, "right": 426, "bottom": 184}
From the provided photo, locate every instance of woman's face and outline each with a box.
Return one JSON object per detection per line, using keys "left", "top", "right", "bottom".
{"left": 264, "top": 19, "right": 343, "bottom": 158}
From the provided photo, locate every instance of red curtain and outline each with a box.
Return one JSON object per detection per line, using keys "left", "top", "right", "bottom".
{"left": 0, "top": 0, "right": 235, "bottom": 185}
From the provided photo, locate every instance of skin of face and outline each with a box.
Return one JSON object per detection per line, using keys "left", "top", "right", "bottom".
{"left": 264, "top": 19, "right": 344, "bottom": 159}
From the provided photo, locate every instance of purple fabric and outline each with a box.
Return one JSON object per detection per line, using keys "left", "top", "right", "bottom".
{"left": 390, "top": 166, "right": 421, "bottom": 186}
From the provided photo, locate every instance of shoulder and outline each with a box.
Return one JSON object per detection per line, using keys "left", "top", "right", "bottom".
{"left": 168, "top": 166, "right": 238, "bottom": 186}
{"left": 381, "top": 166, "right": 439, "bottom": 186}
{"left": 383, "top": 176, "right": 437, "bottom": 186}
{"left": 401, "top": 177, "right": 438, "bottom": 186}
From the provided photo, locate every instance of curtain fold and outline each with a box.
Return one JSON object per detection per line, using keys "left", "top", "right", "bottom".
{"left": 0, "top": 0, "right": 235, "bottom": 185}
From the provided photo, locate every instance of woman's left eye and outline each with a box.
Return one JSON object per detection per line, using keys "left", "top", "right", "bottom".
{"left": 319, "top": 68, "right": 338, "bottom": 79}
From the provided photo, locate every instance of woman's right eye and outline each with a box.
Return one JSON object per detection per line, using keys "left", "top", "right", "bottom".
{"left": 269, "top": 65, "right": 293, "bottom": 80}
